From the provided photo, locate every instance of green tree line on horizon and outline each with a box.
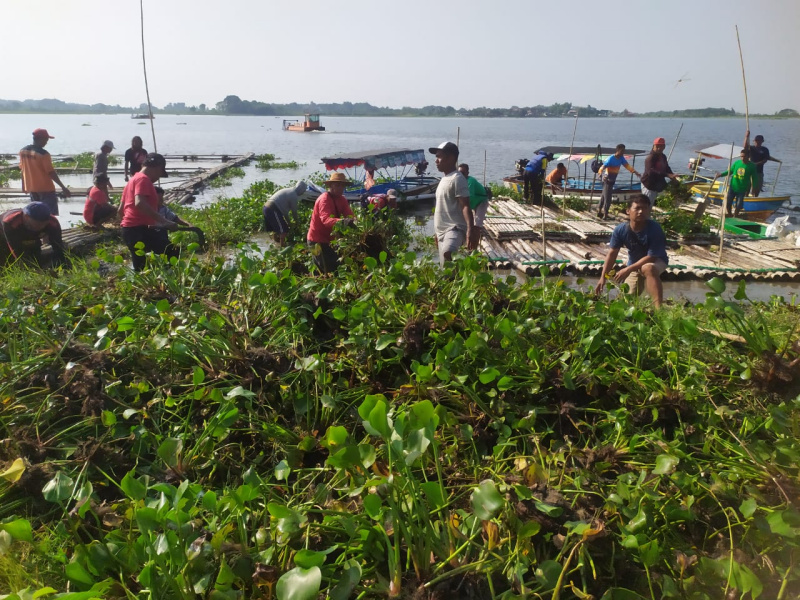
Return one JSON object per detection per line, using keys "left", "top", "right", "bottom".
{"left": 0, "top": 96, "right": 797, "bottom": 119}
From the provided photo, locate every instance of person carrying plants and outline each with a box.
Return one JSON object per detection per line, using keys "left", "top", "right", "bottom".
{"left": 118, "top": 153, "right": 177, "bottom": 271}
{"left": 430, "top": 141, "right": 478, "bottom": 265}
{"left": 716, "top": 147, "right": 756, "bottom": 218}
{"left": 151, "top": 186, "right": 193, "bottom": 259}
{"left": 597, "top": 144, "right": 640, "bottom": 220}
{"left": 0, "top": 201, "right": 66, "bottom": 268}
{"left": 307, "top": 172, "right": 354, "bottom": 273}
{"left": 640, "top": 137, "right": 680, "bottom": 204}
{"left": 18, "top": 128, "right": 71, "bottom": 215}
{"left": 595, "top": 193, "right": 668, "bottom": 308}
{"left": 263, "top": 180, "right": 307, "bottom": 246}
{"left": 364, "top": 188, "right": 399, "bottom": 213}
{"left": 124, "top": 136, "right": 148, "bottom": 181}
{"left": 82, "top": 173, "right": 118, "bottom": 226}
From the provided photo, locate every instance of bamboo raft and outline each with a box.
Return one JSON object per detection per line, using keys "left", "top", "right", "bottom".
{"left": 481, "top": 198, "right": 800, "bottom": 281}
{"left": 0, "top": 153, "right": 255, "bottom": 204}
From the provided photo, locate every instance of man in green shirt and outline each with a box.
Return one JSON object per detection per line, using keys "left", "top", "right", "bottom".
{"left": 717, "top": 148, "right": 756, "bottom": 217}
{"left": 458, "top": 163, "right": 490, "bottom": 230}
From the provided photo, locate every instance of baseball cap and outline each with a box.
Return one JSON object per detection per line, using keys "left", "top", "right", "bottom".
{"left": 428, "top": 141, "right": 459, "bottom": 156}
{"left": 386, "top": 189, "right": 398, "bottom": 198}
{"left": 754, "top": 134, "right": 764, "bottom": 142}
{"left": 143, "top": 152, "right": 169, "bottom": 177}
{"left": 102, "top": 140, "right": 115, "bottom": 149}
{"left": 32, "top": 128, "right": 54, "bottom": 139}
{"left": 23, "top": 202, "right": 52, "bottom": 221}
{"left": 653, "top": 137, "right": 666, "bottom": 145}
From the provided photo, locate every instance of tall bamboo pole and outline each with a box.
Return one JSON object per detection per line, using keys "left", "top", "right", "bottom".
{"left": 140, "top": 0, "right": 157, "bottom": 153}
{"left": 563, "top": 114, "right": 579, "bottom": 212}
{"left": 717, "top": 142, "right": 735, "bottom": 267}
{"left": 736, "top": 25, "right": 750, "bottom": 134}
{"left": 667, "top": 122, "right": 683, "bottom": 162}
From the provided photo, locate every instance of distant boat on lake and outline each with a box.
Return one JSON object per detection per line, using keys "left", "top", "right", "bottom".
{"left": 131, "top": 113, "right": 155, "bottom": 120}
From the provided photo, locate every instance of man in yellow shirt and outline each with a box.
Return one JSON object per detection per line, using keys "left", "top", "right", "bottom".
{"left": 18, "top": 128, "right": 71, "bottom": 215}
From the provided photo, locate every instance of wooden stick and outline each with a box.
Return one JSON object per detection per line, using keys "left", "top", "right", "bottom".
{"left": 563, "top": 114, "right": 579, "bottom": 211}
{"left": 736, "top": 25, "right": 750, "bottom": 133}
{"left": 718, "top": 143, "right": 735, "bottom": 267}
{"left": 667, "top": 122, "right": 683, "bottom": 162}
{"left": 483, "top": 150, "right": 487, "bottom": 186}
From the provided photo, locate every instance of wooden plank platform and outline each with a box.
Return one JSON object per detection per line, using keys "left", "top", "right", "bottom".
{"left": 481, "top": 198, "right": 800, "bottom": 281}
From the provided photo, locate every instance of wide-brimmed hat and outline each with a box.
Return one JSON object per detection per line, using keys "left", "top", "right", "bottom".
{"left": 323, "top": 172, "right": 351, "bottom": 186}
{"left": 386, "top": 189, "right": 398, "bottom": 199}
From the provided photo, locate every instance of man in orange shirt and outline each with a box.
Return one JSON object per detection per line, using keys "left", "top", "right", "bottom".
{"left": 18, "top": 128, "right": 71, "bottom": 215}
{"left": 546, "top": 163, "right": 569, "bottom": 192}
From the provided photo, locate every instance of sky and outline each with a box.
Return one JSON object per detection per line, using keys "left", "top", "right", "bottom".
{"left": 4, "top": 0, "right": 799, "bottom": 114}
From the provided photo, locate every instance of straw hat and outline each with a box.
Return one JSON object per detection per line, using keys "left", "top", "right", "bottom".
{"left": 323, "top": 172, "right": 351, "bottom": 186}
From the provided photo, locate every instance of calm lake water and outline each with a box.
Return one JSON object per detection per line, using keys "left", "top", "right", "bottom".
{"left": 1, "top": 114, "right": 798, "bottom": 302}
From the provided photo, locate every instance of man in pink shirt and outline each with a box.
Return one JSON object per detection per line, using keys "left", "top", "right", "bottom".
{"left": 307, "top": 172, "right": 355, "bottom": 273}
{"left": 118, "top": 153, "right": 177, "bottom": 270}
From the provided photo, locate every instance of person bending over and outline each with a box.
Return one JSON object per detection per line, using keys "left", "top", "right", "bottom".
{"left": 83, "top": 174, "right": 118, "bottom": 226}
{"left": 1, "top": 201, "right": 66, "bottom": 268}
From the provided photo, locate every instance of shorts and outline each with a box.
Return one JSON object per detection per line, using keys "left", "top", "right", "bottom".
{"left": 263, "top": 204, "right": 288, "bottom": 233}
{"left": 88, "top": 203, "right": 117, "bottom": 225}
{"left": 639, "top": 185, "right": 659, "bottom": 204}
{"left": 30, "top": 191, "right": 59, "bottom": 215}
{"left": 436, "top": 227, "right": 466, "bottom": 265}
{"left": 473, "top": 202, "right": 489, "bottom": 228}
{"left": 626, "top": 259, "right": 667, "bottom": 295}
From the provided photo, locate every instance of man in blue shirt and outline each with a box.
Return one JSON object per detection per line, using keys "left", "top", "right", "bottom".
{"left": 594, "top": 193, "right": 668, "bottom": 308}
{"left": 744, "top": 131, "right": 777, "bottom": 197}
{"left": 523, "top": 151, "right": 552, "bottom": 205}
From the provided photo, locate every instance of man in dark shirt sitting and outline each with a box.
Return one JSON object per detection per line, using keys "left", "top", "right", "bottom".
{"left": 0, "top": 201, "right": 66, "bottom": 268}
{"left": 595, "top": 193, "right": 668, "bottom": 308}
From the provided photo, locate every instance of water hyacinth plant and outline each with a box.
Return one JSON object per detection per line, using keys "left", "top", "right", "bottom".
{"left": 0, "top": 190, "right": 799, "bottom": 598}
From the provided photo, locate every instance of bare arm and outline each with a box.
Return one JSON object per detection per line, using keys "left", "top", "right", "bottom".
{"left": 134, "top": 195, "right": 176, "bottom": 228}
{"left": 595, "top": 247, "right": 621, "bottom": 295}
{"left": 614, "top": 254, "right": 657, "bottom": 283}
{"left": 49, "top": 171, "right": 71, "bottom": 197}
{"left": 459, "top": 196, "right": 478, "bottom": 250}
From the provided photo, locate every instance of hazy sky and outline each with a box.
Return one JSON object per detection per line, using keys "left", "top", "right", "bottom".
{"left": 5, "top": 0, "right": 799, "bottom": 113}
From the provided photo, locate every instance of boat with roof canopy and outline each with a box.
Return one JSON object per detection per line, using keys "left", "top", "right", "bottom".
{"left": 305, "top": 148, "right": 439, "bottom": 204}
{"left": 687, "top": 143, "right": 790, "bottom": 221}
{"left": 502, "top": 145, "right": 647, "bottom": 204}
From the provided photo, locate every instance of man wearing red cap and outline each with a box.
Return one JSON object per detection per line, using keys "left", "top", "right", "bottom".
{"left": 18, "top": 129, "right": 71, "bottom": 215}
{"left": 640, "top": 137, "right": 680, "bottom": 203}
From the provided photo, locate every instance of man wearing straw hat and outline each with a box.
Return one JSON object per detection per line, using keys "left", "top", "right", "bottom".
{"left": 307, "top": 172, "right": 355, "bottom": 273}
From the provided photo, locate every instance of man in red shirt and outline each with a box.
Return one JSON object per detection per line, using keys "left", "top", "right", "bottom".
{"left": 83, "top": 174, "right": 117, "bottom": 226}
{"left": 118, "top": 153, "right": 177, "bottom": 271}
{"left": 307, "top": 172, "right": 355, "bottom": 273}
{"left": 18, "top": 128, "right": 71, "bottom": 215}
{"left": 1, "top": 202, "right": 66, "bottom": 267}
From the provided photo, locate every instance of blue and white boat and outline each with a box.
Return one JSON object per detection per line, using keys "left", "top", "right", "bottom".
{"left": 306, "top": 148, "right": 439, "bottom": 205}
{"left": 688, "top": 143, "right": 790, "bottom": 221}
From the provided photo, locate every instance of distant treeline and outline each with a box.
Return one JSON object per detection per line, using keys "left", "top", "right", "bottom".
{"left": 1, "top": 97, "right": 797, "bottom": 119}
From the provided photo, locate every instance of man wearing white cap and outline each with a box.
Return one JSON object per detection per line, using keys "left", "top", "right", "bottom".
{"left": 93, "top": 140, "right": 115, "bottom": 186}
{"left": 429, "top": 141, "right": 478, "bottom": 265}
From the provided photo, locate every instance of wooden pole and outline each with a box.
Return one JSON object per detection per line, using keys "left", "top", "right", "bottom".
{"left": 563, "top": 113, "right": 579, "bottom": 211}
{"left": 456, "top": 127, "right": 460, "bottom": 148}
{"left": 667, "top": 122, "right": 683, "bottom": 162}
{"left": 736, "top": 25, "right": 750, "bottom": 134}
{"left": 541, "top": 180, "right": 547, "bottom": 262}
{"left": 483, "top": 150, "right": 487, "bottom": 186}
{"left": 717, "top": 143, "right": 735, "bottom": 267}
{"left": 140, "top": 0, "right": 157, "bottom": 152}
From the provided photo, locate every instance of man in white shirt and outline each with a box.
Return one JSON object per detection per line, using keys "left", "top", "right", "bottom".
{"left": 429, "top": 141, "right": 478, "bottom": 265}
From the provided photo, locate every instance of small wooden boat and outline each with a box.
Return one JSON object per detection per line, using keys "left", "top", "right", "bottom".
{"left": 723, "top": 217, "right": 773, "bottom": 239}
{"left": 131, "top": 113, "right": 155, "bottom": 120}
{"left": 305, "top": 148, "right": 439, "bottom": 205}
{"left": 283, "top": 114, "right": 325, "bottom": 132}
{"left": 688, "top": 144, "right": 789, "bottom": 221}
